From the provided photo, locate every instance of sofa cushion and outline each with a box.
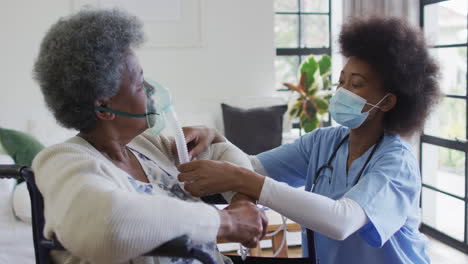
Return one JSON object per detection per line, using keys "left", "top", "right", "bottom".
{"left": 0, "top": 128, "right": 44, "bottom": 167}
{"left": 221, "top": 103, "right": 287, "bottom": 155}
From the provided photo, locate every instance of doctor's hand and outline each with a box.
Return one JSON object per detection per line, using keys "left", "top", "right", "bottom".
{"left": 178, "top": 160, "right": 239, "bottom": 196}
{"left": 173, "top": 126, "right": 225, "bottom": 159}
{"left": 217, "top": 200, "right": 267, "bottom": 248}
{"left": 178, "top": 160, "right": 265, "bottom": 200}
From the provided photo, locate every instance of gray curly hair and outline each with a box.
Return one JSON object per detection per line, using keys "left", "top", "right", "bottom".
{"left": 33, "top": 8, "right": 145, "bottom": 132}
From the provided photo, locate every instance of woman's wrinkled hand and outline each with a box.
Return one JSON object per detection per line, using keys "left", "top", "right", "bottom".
{"left": 217, "top": 200, "right": 268, "bottom": 248}
{"left": 178, "top": 160, "right": 239, "bottom": 197}
{"left": 172, "top": 126, "right": 225, "bottom": 160}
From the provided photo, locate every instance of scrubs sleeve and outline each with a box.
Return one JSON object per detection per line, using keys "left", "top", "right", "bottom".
{"left": 343, "top": 148, "right": 420, "bottom": 248}
{"left": 256, "top": 131, "right": 317, "bottom": 188}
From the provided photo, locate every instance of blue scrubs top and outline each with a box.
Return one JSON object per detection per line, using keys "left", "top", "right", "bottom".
{"left": 257, "top": 126, "right": 430, "bottom": 264}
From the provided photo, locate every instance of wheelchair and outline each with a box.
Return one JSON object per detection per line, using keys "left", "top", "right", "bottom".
{"left": 0, "top": 165, "right": 311, "bottom": 264}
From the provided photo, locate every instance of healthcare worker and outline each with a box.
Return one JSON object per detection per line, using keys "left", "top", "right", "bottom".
{"left": 177, "top": 16, "right": 441, "bottom": 264}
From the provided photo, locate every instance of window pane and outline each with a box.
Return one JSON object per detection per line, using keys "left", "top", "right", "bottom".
{"left": 275, "top": 56, "right": 299, "bottom": 88}
{"left": 301, "top": 0, "right": 329, "bottom": 13}
{"left": 301, "top": 15, "right": 329, "bottom": 48}
{"left": 422, "top": 187, "right": 465, "bottom": 241}
{"left": 274, "top": 0, "right": 298, "bottom": 12}
{"left": 424, "top": 97, "right": 466, "bottom": 140}
{"left": 430, "top": 47, "right": 467, "bottom": 96}
{"left": 275, "top": 15, "right": 299, "bottom": 48}
{"left": 423, "top": 0, "right": 467, "bottom": 46}
{"left": 422, "top": 144, "right": 465, "bottom": 197}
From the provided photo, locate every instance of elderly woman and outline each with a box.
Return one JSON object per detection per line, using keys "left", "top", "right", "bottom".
{"left": 32, "top": 9, "right": 265, "bottom": 264}
{"left": 178, "top": 16, "right": 441, "bottom": 264}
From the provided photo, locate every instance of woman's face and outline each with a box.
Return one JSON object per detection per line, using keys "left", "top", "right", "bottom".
{"left": 104, "top": 51, "right": 148, "bottom": 131}
{"left": 338, "top": 56, "right": 387, "bottom": 113}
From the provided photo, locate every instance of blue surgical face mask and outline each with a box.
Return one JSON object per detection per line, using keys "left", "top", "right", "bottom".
{"left": 329, "top": 88, "right": 388, "bottom": 129}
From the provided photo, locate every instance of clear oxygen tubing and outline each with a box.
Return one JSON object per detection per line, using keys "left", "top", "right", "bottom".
{"left": 152, "top": 81, "right": 288, "bottom": 257}
{"left": 266, "top": 214, "right": 288, "bottom": 258}
{"left": 167, "top": 104, "right": 288, "bottom": 257}
{"left": 165, "top": 109, "right": 190, "bottom": 164}
{"left": 239, "top": 244, "right": 249, "bottom": 261}
{"left": 239, "top": 208, "right": 288, "bottom": 259}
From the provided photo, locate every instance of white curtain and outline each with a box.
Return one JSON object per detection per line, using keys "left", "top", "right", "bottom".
{"left": 343, "top": 0, "right": 420, "bottom": 26}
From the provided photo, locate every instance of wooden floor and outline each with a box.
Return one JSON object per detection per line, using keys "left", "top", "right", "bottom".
{"left": 224, "top": 235, "right": 468, "bottom": 263}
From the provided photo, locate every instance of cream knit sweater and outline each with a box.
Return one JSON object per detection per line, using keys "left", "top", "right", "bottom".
{"left": 32, "top": 131, "right": 251, "bottom": 264}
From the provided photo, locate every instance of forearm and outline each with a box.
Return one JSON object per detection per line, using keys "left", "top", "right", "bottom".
{"left": 36, "top": 163, "right": 219, "bottom": 262}
{"left": 200, "top": 141, "right": 253, "bottom": 202}
{"left": 53, "top": 188, "right": 220, "bottom": 263}
{"left": 258, "top": 177, "right": 368, "bottom": 240}
{"left": 234, "top": 167, "right": 266, "bottom": 201}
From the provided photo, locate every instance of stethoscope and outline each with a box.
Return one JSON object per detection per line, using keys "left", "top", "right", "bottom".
{"left": 310, "top": 133, "right": 384, "bottom": 192}
{"left": 307, "top": 133, "right": 384, "bottom": 264}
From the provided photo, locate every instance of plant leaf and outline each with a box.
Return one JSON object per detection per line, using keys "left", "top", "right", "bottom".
{"left": 309, "top": 118, "right": 320, "bottom": 132}
{"left": 314, "top": 97, "right": 329, "bottom": 112}
{"left": 289, "top": 101, "right": 300, "bottom": 117}
{"left": 318, "top": 56, "right": 331, "bottom": 76}
{"left": 289, "top": 100, "right": 302, "bottom": 117}
{"left": 321, "top": 70, "right": 332, "bottom": 79}
{"left": 322, "top": 78, "right": 331, "bottom": 90}
{"left": 300, "top": 56, "right": 318, "bottom": 90}
{"left": 298, "top": 72, "right": 309, "bottom": 93}
{"left": 300, "top": 115, "right": 319, "bottom": 133}
{"left": 300, "top": 114, "right": 309, "bottom": 126}
{"left": 296, "top": 100, "right": 303, "bottom": 116}
{"left": 283, "top": 82, "right": 306, "bottom": 96}
{"left": 307, "top": 87, "right": 318, "bottom": 96}
{"left": 311, "top": 81, "right": 319, "bottom": 92}
{"left": 289, "top": 106, "right": 298, "bottom": 117}
{"left": 302, "top": 99, "right": 317, "bottom": 120}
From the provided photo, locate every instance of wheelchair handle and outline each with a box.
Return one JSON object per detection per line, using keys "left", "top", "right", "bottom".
{"left": 0, "top": 165, "right": 29, "bottom": 180}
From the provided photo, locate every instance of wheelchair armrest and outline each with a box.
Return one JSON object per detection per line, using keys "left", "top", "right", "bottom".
{"left": 144, "top": 235, "right": 216, "bottom": 264}
{"left": 41, "top": 236, "right": 192, "bottom": 256}
{"left": 0, "top": 165, "right": 28, "bottom": 180}
{"left": 43, "top": 235, "right": 194, "bottom": 258}
{"left": 43, "top": 236, "right": 200, "bottom": 259}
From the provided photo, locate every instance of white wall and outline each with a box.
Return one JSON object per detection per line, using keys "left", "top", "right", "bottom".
{"left": 0, "top": 0, "right": 276, "bottom": 145}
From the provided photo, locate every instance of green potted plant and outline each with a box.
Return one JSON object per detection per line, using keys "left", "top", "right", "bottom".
{"left": 283, "top": 55, "right": 333, "bottom": 132}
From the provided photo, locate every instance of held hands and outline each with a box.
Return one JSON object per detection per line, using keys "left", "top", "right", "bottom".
{"left": 217, "top": 200, "right": 268, "bottom": 248}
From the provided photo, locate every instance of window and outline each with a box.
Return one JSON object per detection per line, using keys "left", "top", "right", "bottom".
{"left": 274, "top": 0, "right": 332, "bottom": 88}
{"left": 419, "top": 0, "right": 468, "bottom": 253}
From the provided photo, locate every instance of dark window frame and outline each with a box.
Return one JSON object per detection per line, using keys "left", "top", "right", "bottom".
{"left": 419, "top": 0, "right": 468, "bottom": 254}
{"left": 274, "top": 0, "right": 333, "bottom": 131}
{"left": 275, "top": 0, "right": 332, "bottom": 58}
